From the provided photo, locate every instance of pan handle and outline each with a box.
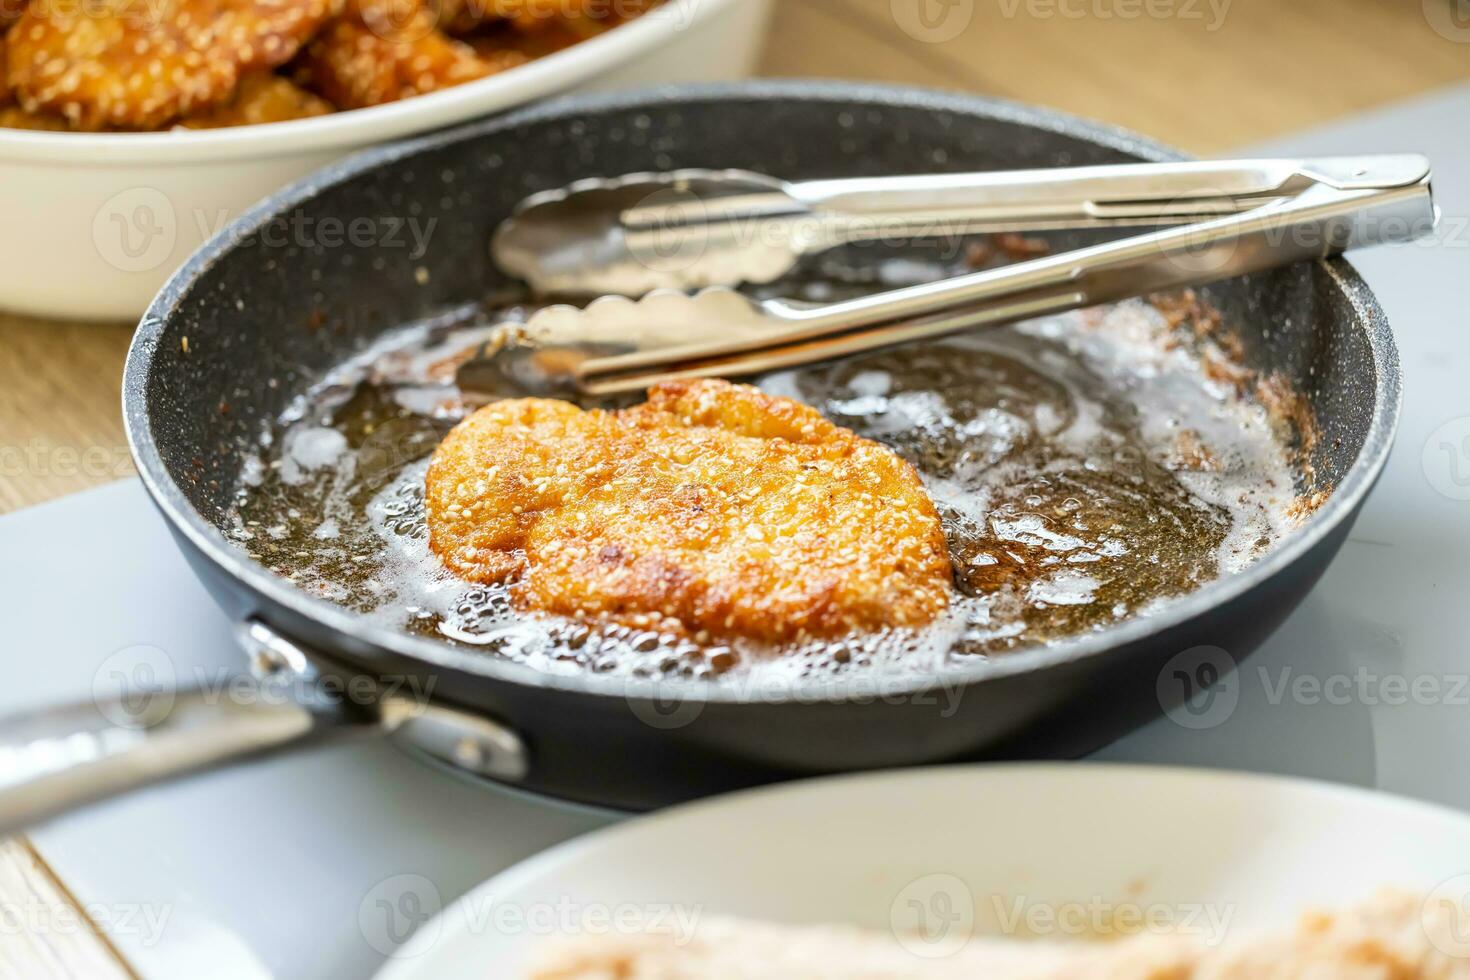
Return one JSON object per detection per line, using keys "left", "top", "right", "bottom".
{"left": 0, "top": 685, "right": 368, "bottom": 836}
{"left": 0, "top": 620, "right": 530, "bottom": 835}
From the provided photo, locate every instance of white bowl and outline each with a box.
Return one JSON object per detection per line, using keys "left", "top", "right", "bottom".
{"left": 0, "top": 0, "right": 771, "bottom": 321}
{"left": 375, "top": 764, "right": 1470, "bottom": 977}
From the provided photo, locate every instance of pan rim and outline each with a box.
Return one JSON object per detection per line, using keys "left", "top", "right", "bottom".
{"left": 123, "top": 79, "right": 1403, "bottom": 705}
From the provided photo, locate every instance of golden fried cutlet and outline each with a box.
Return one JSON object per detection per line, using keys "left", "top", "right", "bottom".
{"left": 177, "top": 72, "right": 331, "bottom": 128}
{"left": 530, "top": 891, "right": 1470, "bottom": 980}
{"left": 425, "top": 380, "right": 953, "bottom": 643}
{"left": 295, "top": 9, "right": 493, "bottom": 109}
{"left": 0, "top": 2, "right": 23, "bottom": 34}
{"left": 0, "top": 104, "right": 69, "bottom": 129}
{"left": 7, "top": 0, "right": 340, "bottom": 129}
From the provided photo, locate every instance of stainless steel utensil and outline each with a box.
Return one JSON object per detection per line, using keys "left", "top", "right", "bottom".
{"left": 491, "top": 156, "right": 1430, "bottom": 296}
{"left": 463, "top": 154, "right": 1434, "bottom": 399}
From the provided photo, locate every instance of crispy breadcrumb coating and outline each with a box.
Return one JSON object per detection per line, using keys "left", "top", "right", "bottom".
{"left": 0, "top": 104, "right": 68, "bottom": 128}
{"left": 177, "top": 71, "right": 330, "bottom": 126}
{"left": 532, "top": 890, "right": 1470, "bottom": 980}
{"left": 6, "top": 0, "right": 340, "bottom": 129}
{"left": 425, "top": 380, "right": 953, "bottom": 642}
{"left": 0, "top": 0, "right": 660, "bottom": 130}
{"left": 295, "top": 9, "right": 493, "bottom": 108}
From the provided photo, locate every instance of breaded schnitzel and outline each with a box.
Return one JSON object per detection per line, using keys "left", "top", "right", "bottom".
{"left": 531, "top": 891, "right": 1470, "bottom": 980}
{"left": 425, "top": 380, "right": 952, "bottom": 643}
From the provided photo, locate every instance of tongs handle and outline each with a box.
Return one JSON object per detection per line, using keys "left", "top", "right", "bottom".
{"left": 619, "top": 155, "right": 1432, "bottom": 238}
{"left": 581, "top": 156, "right": 1434, "bottom": 393}
{"left": 783, "top": 154, "right": 1429, "bottom": 232}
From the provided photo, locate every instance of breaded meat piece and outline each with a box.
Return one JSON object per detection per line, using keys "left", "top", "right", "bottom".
{"left": 6, "top": 0, "right": 340, "bottom": 129}
{"left": 177, "top": 72, "right": 331, "bottom": 127}
{"left": 0, "top": 2, "right": 23, "bottom": 35}
{"left": 463, "top": 35, "right": 531, "bottom": 72}
{"left": 425, "top": 380, "right": 953, "bottom": 643}
{"left": 296, "top": 10, "right": 492, "bottom": 108}
{"left": 439, "top": 0, "right": 657, "bottom": 39}
{"left": 0, "top": 105, "right": 69, "bottom": 129}
{"left": 531, "top": 891, "right": 1470, "bottom": 980}
{"left": 0, "top": 33, "right": 67, "bottom": 128}
{"left": 342, "top": 0, "right": 428, "bottom": 38}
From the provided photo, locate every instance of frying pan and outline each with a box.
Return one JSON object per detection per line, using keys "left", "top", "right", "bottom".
{"left": 0, "top": 82, "right": 1400, "bottom": 827}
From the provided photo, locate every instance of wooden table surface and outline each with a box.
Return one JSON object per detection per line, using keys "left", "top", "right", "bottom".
{"left": 2, "top": 0, "right": 1466, "bottom": 515}
{"left": 0, "top": 1, "right": 1465, "bottom": 974}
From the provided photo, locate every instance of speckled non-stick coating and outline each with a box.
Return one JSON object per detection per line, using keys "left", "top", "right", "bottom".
{"left": 124, "top": 83, "right": 1399, "bottom": 809}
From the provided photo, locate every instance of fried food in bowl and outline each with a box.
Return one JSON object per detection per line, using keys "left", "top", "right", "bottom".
{"left": 0, "top": 0, "right": 770, "bottom": 319}
{"left": 1, "top": 0, "right": 662, "bottom": 130}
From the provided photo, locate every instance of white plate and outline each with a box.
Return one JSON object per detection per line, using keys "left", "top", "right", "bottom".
{"left": 375, "top": 763, "right": 1470, "bottom": 977}
{"left": 0, "top": 0, "right": 772, "bottom": 321}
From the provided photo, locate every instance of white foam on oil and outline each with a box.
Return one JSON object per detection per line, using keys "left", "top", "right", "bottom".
{"left": 229, "top": 293, "right": 1309, "bottom": 683}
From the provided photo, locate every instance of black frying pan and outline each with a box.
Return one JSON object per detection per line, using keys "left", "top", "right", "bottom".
{"left": 0, "top": 82, "right": 1400, "bottom": 828}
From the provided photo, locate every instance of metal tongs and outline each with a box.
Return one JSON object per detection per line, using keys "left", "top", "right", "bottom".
{"left": 465, "top": 155, "right": 1434, "bottom": 399}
